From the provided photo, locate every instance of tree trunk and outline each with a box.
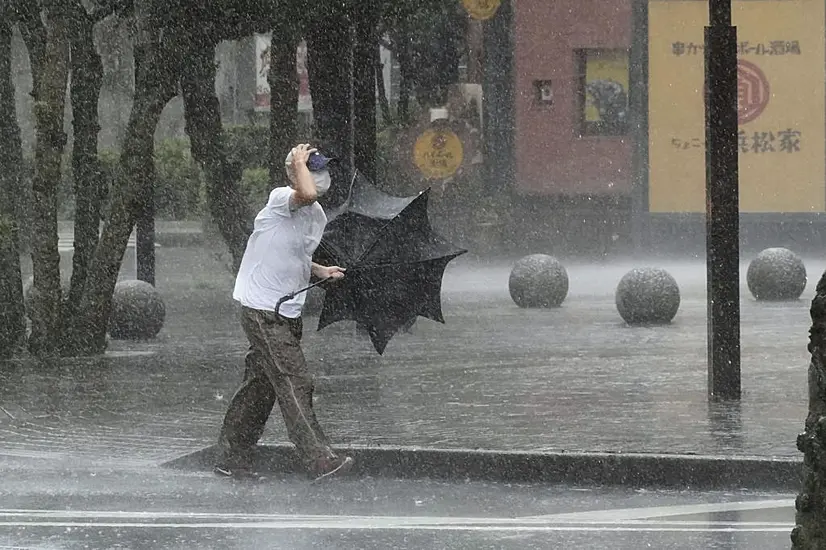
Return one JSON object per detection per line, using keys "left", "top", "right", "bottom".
{"left": 267, "top": 26, "right": 299, "bottom": 191}
{"left": 27, "top": 4, "right": 71, "bottom": 357}
{"left": 0, "top": 13, "right": 26, "bottom": 359}
{"left": 352, "top": 6, "right": 378, "bottom": 183}
{"left": 793, "top": 272, "right": 826, "bottom": 548}
{"left": 14, "top": 2, "right": 46, "bottom": 99}
{"left": 64, "top": 5, "right": 105, "bottom": 333}
{"left": 375, "top": 42, "right": 391, "bottom": 124}
{"left": 390, "top": 28, "right": 412, "bottom": 126}
{"left": 70, "top": 35, "right": 183, "bottom": 356}
{"left": 181, "top": 38, "right": 250, "bottom": 272}
{"left": 306, "top": 11, "right": 353, "bottom": 205}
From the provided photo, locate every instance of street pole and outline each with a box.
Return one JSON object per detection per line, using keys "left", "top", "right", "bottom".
{"left": 705, "top": 0, "right": 740, "bottom": 400}
{"left": 629, "top": 0, "right": 649, "bottom": 257}
{"left": 134, "top": 40, "right": 155, "bottom": 286}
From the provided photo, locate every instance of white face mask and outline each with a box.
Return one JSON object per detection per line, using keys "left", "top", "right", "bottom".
{"left": 314, "top": 170, "right": 331, "bottom": 197}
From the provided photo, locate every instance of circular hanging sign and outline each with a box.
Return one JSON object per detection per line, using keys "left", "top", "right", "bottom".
{"left": 737, "top": 59, "right": 770, "bottom": 125}
{"left": 413, "top": 129, "right": 465, "bottom": 180}
{"left": 462, "top": 0, "right": 501, "bottom": 20}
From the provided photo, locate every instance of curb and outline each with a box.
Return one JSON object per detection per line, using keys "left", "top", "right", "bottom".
{"left": 162, "top": 445, "right": 803, "bottom": 491}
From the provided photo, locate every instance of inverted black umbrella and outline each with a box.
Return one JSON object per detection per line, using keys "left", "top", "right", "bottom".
{"left": 308, "top": 171, "right": 466, "bottom": 354}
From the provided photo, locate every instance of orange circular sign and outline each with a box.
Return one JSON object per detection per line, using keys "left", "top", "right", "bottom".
{"left": 462, "top": 0, "right": 501, "bottom": 20}
{"left": 737, "top": 59, "right": 770, "bottom": 125}
{"left": 413, "top": 129, "right": 464, "bottom": 180}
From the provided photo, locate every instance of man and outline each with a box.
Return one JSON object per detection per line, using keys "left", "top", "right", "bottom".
{"left": 215, "top": 143, "right": 353, "bottom": 481}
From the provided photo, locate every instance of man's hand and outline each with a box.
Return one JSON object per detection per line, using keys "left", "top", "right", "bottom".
{"left": 290, "top": 143, "right": 320, "bottom": 207}
{"left": 313, "top": 264, "right": 346, "bottom": 280}
{"left": 291, "top": 143, "right": 317, "bottom": 170}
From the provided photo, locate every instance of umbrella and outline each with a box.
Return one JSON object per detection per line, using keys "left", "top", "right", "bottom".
{"left": 310, "top": 171, "right": 467, "bottom": 354}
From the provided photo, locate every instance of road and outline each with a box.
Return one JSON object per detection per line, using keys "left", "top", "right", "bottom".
{"left": 0, "top": 454, "right": 795, "bottom": 549}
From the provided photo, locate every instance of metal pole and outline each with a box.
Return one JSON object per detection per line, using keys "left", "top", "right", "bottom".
{"left": 629, "top": 0, "right": 650, "bottom": 257}
{"left": 135, "top": 211, "right": 155, "bottom": 285}
{"left": 705, "top": 0, "right": 741, "bottom": 400}
{"left": 482, "top": 0, "right": 515, "bottom": 196}
{"left": 134, "top": 41, "right": 155, "bottom": 286}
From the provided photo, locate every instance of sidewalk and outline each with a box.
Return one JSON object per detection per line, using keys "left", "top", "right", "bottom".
{"left": 54, "top": 220, "right": 204, "bottom": 251}
{"left": 0, "top": 247, "right": 817, "bottom": 471}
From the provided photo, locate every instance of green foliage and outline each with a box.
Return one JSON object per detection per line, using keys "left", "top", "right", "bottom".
{"left": 224, "top": 124, "right": 269, "bottom": 169}
{"left": 38, "top": 124, "right": 277, "bottom": 222}
{"left": 240, "top": 167, "right": 271, "bottom": 211}
{"left": 380, "top": 0, "right": 465, "bottom": 108}
{"left": 153, "top": 138, "right": 204, "bottom": 220}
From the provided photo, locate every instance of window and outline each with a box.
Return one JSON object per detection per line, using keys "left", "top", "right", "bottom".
{"left": 576, "top": 49, "right": 630, "bottom": 136}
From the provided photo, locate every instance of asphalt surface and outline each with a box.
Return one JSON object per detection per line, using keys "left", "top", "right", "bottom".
{"left": 0, "top": 454, "right": 796, "bottom": 549}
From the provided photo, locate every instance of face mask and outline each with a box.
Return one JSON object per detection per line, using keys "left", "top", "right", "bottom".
{"left": 314, "top": 170, "right": 332, "bottom": 197}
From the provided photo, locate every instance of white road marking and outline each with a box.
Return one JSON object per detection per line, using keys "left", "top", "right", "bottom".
{"left": 0, "top": 505, "right": 795, "bottom": 533}
{"left": 530, "top": 498, "right": 796, "bottom": 522}
{"left": 0, "top": 521, "right": 795, "bottom": 533}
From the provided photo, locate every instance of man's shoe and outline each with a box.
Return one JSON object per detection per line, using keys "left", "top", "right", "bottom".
{"left": 311, "top": 456, "right": 354, "bottom": 483}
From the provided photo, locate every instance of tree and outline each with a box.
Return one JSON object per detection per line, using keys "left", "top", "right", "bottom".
{"left": 64, "top": 1, "right": 107, "bottom": 335}
{"left": 379, "top": 0, "right": 465, "bottom": 120}
{"left": 181, "top": 34, "right": 250, "bottom": 271}
{"left": 793, "top": 271, "right": 826, "bottom": 548}
{"left": 69, "top": 6, "right": 185, "bottom": 355}
{"left": 25, "top": 2, "right": 71, "bottom": 357}
{"left": 267, "top": 14, "right": 300, "bottom": 193}
{"left": 3, "top": 0, "right": 465, "bottom": 358}
{"left": 0, "top": 6, "right": 26, "bottom": 359}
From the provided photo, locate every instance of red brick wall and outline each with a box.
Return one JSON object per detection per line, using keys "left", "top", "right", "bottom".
{"left": 513, "top": 0, "right": 633, "bottom": 196}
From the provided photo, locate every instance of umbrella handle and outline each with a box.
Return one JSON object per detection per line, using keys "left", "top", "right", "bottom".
{"left": 275, "top": 277, "right": 333, "bottom": 316}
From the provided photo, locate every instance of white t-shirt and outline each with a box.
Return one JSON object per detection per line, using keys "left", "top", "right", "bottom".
{"left": 233, "top": 187, "right": 327, "bottom": 318}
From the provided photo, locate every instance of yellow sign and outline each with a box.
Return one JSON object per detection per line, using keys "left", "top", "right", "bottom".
{"left": 413, "top": 129, "right": 465, "bottom": 180}
{"left": 462, "top": 0, "right": 501, "bottom": 20}
{"left": 648, "top": 0, "right": 826, "bottom": 213}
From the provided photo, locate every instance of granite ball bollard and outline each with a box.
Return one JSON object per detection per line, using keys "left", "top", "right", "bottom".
{"left": 109, "top": 280, "right": 166, "bottom": 340}
{"left": 747, "top": 247, "right": 807, "bottom": 301}
{"left": 509, "top": 254, "right": 569, "bottom": 308}
{"left": 615, "top": 267, "right": 681, "bottom": 325}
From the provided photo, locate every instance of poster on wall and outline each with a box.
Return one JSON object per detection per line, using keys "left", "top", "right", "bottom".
{"left": 648, "top": 0, "right": 826, "bottom": 213}
{"left": 581, "top": 49, "right": 630, "bottom": 136}
{"left": 254, "top": 34, "right": 313, "bottom": 113}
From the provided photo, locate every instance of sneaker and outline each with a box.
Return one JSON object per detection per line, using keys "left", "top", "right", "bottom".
{"left": 310, "top": 455, "right": 355, "bottom": 483}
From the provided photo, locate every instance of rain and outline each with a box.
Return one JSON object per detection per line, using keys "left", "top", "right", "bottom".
{"left": 0, "top": 0, "right": 822, "bottom": 548}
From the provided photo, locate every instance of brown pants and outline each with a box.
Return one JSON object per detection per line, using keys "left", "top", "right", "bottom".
{"left": 217, "top": 307, "right": 334, "bottom": 469}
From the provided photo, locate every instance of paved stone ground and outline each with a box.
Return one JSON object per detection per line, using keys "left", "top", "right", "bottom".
{"left": 2, "top": 245, "right": 818, "bottom": 466}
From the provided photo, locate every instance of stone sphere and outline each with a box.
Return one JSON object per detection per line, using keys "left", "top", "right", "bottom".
{"left": 747, "top": 247, "right": 807, "bottom": 301}
{"left": 109, "top": 280, "right": 166, "bottom": 340}
{"left": 509, "top": 254, "right": 569, "bottom": 308}
{"left": 615, "top": 267, "right": 681, "bottom": 325}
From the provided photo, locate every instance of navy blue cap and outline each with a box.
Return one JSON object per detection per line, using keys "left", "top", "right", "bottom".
{"left": 307, "top": 152, "right": 336, "bottom": 172}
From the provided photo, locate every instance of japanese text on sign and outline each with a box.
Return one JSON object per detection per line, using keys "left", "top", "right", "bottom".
{"left": 672, "top": 40, "right": 801, "bottom": 56}
{"left": 670, "top": 129, "right": 802, "bottom": 153}
{"left": 413, "top": 129, "right": 465, "bottom": 180}
{"left": 648, "top": 0, "right": 825, "bottom": 213}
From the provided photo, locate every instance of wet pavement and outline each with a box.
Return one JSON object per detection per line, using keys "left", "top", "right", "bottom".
{"left": 2, "top": 245, "right": 815, "bottom": 548}
{"left": 3, "top": 247, "right": 817, "bottom": 464}
{"left": 0, "top": 454, "right": 796, "bottom": 549}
